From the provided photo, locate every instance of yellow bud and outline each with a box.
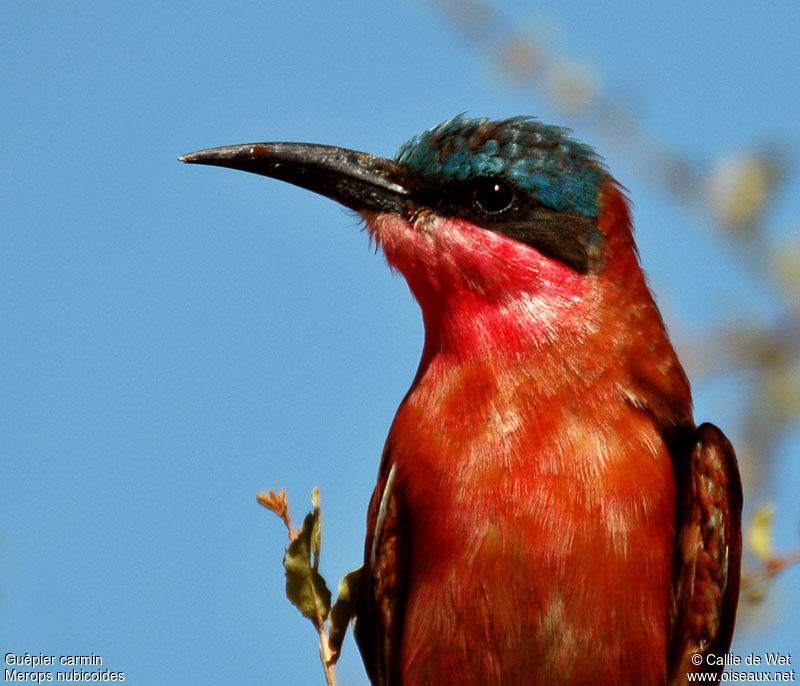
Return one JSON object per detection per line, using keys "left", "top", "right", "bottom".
{"left": 707, "top": 154, "right": 771, "bottom": 230}
{"left": 747, "top": 503, "right": 775, "bottom": 562}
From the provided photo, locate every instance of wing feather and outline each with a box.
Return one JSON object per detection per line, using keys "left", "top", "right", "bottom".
{"left": 668, "top": 422, "right": 743, "bottom": 685}
{"left": 356, "top": 454, "right": 407, "bottom": 685}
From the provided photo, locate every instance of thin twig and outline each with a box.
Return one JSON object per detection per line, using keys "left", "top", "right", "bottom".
{"left": 316, "top": 606, "right": 337, "bottom": 686}
{"left": 741, "top": 550, "right": 800, "bottom": 589}
{"left": 258, "top": 487, "right": 338, "bottom": 686}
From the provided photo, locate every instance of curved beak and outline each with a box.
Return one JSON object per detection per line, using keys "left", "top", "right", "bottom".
{"left": 180, "top": 142, "right": 416, "bottom": 215}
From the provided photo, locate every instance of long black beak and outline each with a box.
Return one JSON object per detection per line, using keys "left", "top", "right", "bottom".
{"left": 180, "top": 142, "right": 416, "bottom": 215}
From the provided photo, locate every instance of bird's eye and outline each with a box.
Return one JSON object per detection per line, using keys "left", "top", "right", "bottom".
{"left": 474, "top": 179, "right": 514, "bottom": 214}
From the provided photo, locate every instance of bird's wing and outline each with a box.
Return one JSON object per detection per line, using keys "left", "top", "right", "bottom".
{"left": 668, "top": 422, "right": 743, "bottom": 685}
{"left": 355, "top": 452, "right": 407, "bottom": 686}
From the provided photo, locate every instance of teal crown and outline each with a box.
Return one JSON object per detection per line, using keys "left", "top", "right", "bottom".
{"left": 395, "top": 115, "right": 608, "bottom": 217}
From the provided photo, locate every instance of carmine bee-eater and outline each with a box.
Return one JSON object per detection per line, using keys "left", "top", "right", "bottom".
{"left": 182, "top": 115, "right": 742, "bottom": 685}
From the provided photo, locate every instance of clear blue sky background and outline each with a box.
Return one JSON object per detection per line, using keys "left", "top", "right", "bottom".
{"left": 3, "top": 2, "right": 799, "bottom": 684}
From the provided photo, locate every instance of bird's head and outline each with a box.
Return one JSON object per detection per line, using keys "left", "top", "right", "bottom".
{"left": 182, "top": 116, "right": 645, "bottom": 358}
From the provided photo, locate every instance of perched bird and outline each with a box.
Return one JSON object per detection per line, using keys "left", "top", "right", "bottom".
{"left": 182, "top": 115, "right": 742, "bottom": 685}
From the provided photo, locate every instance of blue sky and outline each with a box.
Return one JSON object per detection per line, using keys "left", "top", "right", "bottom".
{"left": 3, "top": 2, "right": 799, "bottom": 683}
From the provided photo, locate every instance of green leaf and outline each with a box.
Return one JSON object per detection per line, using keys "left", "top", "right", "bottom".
{"left": 328, "top": 566, "right": 364, "bottom": 661}
{"left": 310, "top": 505, "right": 322, "bottom": 570}
{"left": 283, "top": 510, "right": 332, "bottom": 621}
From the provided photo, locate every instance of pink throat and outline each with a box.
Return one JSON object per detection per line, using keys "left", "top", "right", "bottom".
{"left": 364, "top": 210, "right": 594, "bottom": 360}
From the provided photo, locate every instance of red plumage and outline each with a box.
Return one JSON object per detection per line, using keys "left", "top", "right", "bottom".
{"left": 181, "top": 120, "right": 742, "bottom": 686}
{"left": 356, "top": 183, "right": 741, "bottom": 685}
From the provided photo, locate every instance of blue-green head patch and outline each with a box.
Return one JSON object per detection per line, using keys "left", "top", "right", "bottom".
{"left": 396, "top": 114, "right": 608, "bottom": 218}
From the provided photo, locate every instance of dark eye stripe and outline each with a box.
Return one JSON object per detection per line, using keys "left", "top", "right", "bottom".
{"left": 412, "top": 176, "right": 603, "bottom": 274}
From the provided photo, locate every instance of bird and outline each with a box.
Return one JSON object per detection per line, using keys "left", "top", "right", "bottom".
{"left": 181, "top": 115, "right": 742, "bottom": 685}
